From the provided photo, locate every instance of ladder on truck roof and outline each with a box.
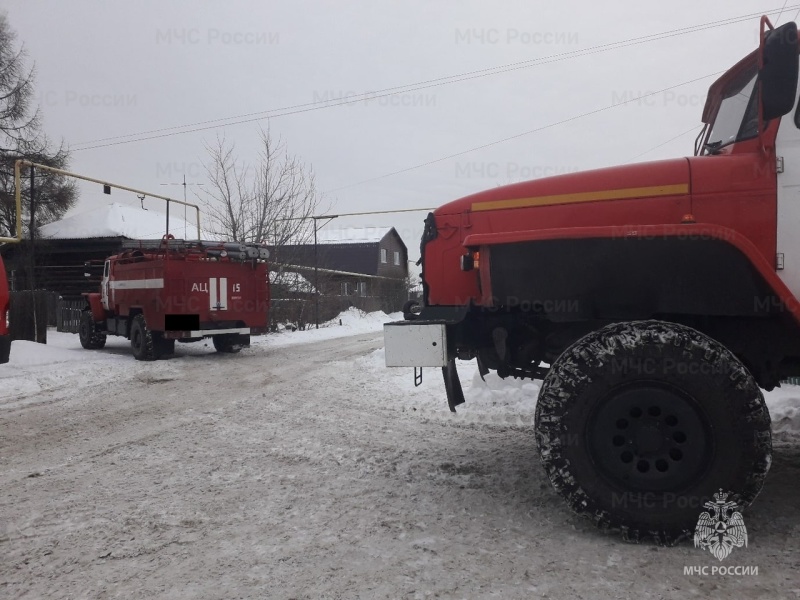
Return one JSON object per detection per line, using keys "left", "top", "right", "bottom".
{"left": 121, "top": 239, "right": 270, "bottom": 261}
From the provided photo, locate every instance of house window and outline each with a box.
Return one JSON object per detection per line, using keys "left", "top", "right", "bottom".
{"left": 358, "top": 281, "right": 367, "bottom": 296}
{"left": 380, "top": 248, "right": 387, "bottom": 263}
{"left": 341, "top": 281, "right": 349, "bottom": 296}
{"left": 393, "top": 251, "right": 400, "bottom": 266}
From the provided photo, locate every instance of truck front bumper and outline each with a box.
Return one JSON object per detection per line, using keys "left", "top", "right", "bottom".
{"left": 165, "top": 327, "right": 251, "bottom": 339}
{"left": 383, "top": 321, "right": 448, "bottom": 367}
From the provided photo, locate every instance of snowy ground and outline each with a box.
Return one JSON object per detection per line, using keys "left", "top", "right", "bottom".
{"left": 1, "top": 309, "right": 799, "bottom": 598}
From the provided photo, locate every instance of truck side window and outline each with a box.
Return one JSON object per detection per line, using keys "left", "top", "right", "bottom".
{"left": 738, "top": 85, "right": 760, "bottom": 140}
{"left": 706, "top": 65, "right": 758, "bottom": 151}
{"left": 103, "top": 261, "right": 110, "bottom": 277}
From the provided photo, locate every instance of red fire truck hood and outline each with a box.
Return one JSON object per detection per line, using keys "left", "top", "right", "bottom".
{"left": 435, "top": 157, "right": 690, "bottom": 215}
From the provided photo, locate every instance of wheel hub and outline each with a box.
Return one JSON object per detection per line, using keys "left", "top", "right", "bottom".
{"left": 588, "top": 382, "right": 712, "bottom": 492}
{"left": 635, "top": 424, "right": 663, "bottom": 454}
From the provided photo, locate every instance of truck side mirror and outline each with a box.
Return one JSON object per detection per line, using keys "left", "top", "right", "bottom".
{"left": 761, "top": 21, "right": 799, "bottom": 121}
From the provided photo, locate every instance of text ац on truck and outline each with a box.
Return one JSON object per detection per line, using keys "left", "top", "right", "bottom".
{"left": 385, "top": 16, "right": 800, "bottom": 544}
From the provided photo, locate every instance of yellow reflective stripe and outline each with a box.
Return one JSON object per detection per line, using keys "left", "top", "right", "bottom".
{"left": 470, "top": 183, "right": 690, "bottom": 212}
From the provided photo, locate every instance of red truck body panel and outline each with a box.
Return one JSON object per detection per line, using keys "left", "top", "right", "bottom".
{"left": 424, "top": 142, "right": 784, "bottom": 319}
{"left": 85, "top": 241, "right": 271, "bottom": 343}
{"left": 106, "top": 256, "right": 269, "bottom": 332}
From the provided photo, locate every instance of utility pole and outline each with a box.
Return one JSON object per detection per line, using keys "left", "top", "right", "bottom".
{"left": 312, "top": 215, "right": 338, "bottom": 329}
{"left": 276, "top": 207, "right": 432, "bottom": 328}
{"left": 28, "top": 165, "right": 40, "bottom": 342}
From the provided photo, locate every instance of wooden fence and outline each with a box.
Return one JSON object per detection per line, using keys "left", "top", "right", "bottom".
{"left": 57, "top": 298, "right": 86, "bottom": 334}
{"left": 8, "top": 291, "right": 51, "bottom": 343}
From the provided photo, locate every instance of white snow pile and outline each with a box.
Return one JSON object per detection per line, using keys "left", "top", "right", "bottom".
{"left": 1, "top": 332, "right": 130, "bottom": 410}
{"left": 256, "top": 307, "right": 401, "bottom": 348}
{"left": 358, "top": 347, "right": 540, "bottom": 424}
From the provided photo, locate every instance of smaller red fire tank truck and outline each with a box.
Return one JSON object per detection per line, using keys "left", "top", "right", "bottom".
{"left": 8, "top": 160, "right": 271, "bottom": 361}
{"left": 80, "top": 238, "right": 270, "bottom": 360}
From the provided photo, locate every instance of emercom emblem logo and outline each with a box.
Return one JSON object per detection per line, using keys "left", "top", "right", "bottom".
{"left": 694, "top": 489, "right": 748, "bottom": 561}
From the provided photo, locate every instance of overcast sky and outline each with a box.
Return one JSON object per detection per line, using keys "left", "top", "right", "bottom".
{"left": 4, "top": 0, "right": 793, "bottom": 260}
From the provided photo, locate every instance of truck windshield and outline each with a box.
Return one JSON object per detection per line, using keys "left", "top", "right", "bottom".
{"left": 705, "top": 64, "right": 759, "bottom": 153}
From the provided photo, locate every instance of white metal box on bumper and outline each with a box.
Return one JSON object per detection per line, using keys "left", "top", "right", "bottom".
{"left": 383, "top": 321, "right": 448, "bottom": 367}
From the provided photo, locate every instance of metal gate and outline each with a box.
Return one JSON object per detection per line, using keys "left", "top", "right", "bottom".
{"left": 57, "top": 298, "right": 85, "bottom": 333}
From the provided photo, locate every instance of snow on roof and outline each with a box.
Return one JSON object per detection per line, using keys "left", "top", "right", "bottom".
{"left": 39, "top": 202, "right": 207, "bottom": 240}
{"left": 269, "top": 270, "right": 316, "bottom": 293}
{"left": 315, "top": 226, "right": 392, "bottom": 244}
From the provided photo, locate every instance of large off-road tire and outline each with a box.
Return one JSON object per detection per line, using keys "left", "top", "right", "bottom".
{"left": 535, "top": 320, "right": 771, "bottom": 545}
{"left": 130, "top": 314, "right": 159, "bottom": 361}
{"left": 78, "top": 310, "right": 106, "bottom": 350}
{"left": 212, "top": 333, "right": 247, "bottom": 353}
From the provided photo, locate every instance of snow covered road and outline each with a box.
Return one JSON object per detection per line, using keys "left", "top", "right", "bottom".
{"left": 1, "top": 318, "right": 799, "bottom": 599}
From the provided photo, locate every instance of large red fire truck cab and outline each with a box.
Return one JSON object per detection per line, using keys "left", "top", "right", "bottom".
{"left": 80, "top": 239, "right": 269, "bottom": 360}
{"left": 385, "top": 18, "right": 800, "bottom": 543}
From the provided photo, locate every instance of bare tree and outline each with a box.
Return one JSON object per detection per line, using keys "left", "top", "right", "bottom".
{"left": 201, "top": 128, "right": 322, "bottom": 248}
{"left": 0, "top": 11, "right": 76, "bottom": 238}
{"left": 201, "top": 135, "right": 251, "bottom": 242}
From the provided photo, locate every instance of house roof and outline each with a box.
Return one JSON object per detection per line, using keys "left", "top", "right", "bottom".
{"left": 39, "top": 202, "right": 206, "bottom": 240}
{"left": 315, "top": 226, "right": 392, "bottom": 244}
{"left": 268, "top": 226, "right": 408, "bottom": 277}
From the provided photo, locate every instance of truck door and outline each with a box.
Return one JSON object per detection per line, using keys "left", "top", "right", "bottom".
{"left": 766, "top": 22, "right": 800, "bottom": 297}
{"left": 101, "top": 260, "right": 111, "bottom": 311}
{"left": 775, "top": 65, "right": 800, "bottom": 299}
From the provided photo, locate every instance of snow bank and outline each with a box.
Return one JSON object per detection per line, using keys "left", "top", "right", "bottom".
{"left": 1, "top": 333, "right": 129, "bottom": 409}
{"left": 256, "top": 307, "right": 401, "bottom": 348}
{"left": 349, "top": 317, "right": 800, "bottom": 436}
{"left": 0, "top": 331, "right": 211, "bottom": 411}
{"left": 3, "top": 311, "right": 799, "bottom": 439}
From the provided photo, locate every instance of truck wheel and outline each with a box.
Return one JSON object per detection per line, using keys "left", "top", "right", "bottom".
{"left": 130, "top": 314, "right": 159, "bottom": 361}
{"left": 78, "top": 310, "right": 106, "bottom": 350}
{"left": 213, "top": 334, "right": 244, "bottom": 353}
{"left": 535, "top": 320, "right": 771, "bottom": 545}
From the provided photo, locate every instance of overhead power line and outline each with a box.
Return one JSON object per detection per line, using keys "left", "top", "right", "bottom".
{"left": 71, "top": 6, "right": 795, "bottom": 152}
{"left": 626, "top": 125, "right": 703, "bottom": 163}
{"left": 325, "top": 71, "right": 723, "bottom": 193}
{"left": 776, "top": 0, "right": 790, "bottom": 24}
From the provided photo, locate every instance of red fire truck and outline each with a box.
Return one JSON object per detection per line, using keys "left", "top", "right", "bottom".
{"left": 385, "top": 17, "right": 799, "bottom": 542}
{"left": 9, "top": 160, "right": 270, "bottom": 361}
{"left": 80, "top": 238, "right": 270, "bottom": 360}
